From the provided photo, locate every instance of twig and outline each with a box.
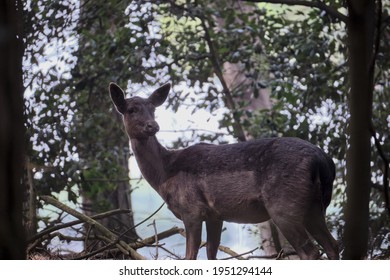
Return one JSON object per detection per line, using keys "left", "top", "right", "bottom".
{"left": 155, "top": 245, "right": 182, "bottom": 260}
{"left": 148, "top": 220, "right": 159, "bottom": 259}
{"left": 130, "top": 226, "right": 184, "bottom": 249}
{"left": 275, "top": 249, "right": 284, "bottom": 259}
{"left": 116, "top": 202, "right": 165, "bottom": 240}
{"left": 220, "top": 247, "right": 259, "bottom": 260}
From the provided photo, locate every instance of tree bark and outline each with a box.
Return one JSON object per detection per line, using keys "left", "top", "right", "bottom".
{"left": 25, "top": 159, "right": 38, "bottom": 240}
{"left": 0, "top": 0, "right": 26, "bottom": 259}
{"left": 343, "top": 0, "right": 376, "bottom": 259}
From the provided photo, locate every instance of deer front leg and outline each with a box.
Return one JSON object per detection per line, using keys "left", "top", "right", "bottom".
{"left": 206, "top": 219, "right": 223, "bottom": 260}
{"left": 183, "top": 219, "right": 202, "bottom": 260}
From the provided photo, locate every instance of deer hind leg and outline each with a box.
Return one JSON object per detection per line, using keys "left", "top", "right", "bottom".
{"left": 183, "top": 219, "right": 202, "bottom": 260}
{"left": 304, "top": 204, "right": 339, "bottom": 260}
{"left": 206, "top": 219, "right": 223, "bottom": 260}
{"left": 271, "top": 216, "right": 320, "bottom": 260}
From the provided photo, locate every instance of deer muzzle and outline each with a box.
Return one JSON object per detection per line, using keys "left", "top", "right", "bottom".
{"left": 144, "top": 120, "right": 160, "bottom": 136}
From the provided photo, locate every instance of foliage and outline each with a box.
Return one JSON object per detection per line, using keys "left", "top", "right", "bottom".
{"left": 23, "top": 0, "right": 141, "bottom": 247}
{"left": 24, "top": 0, "right": 132, "bottom": 206}
{"left": 24, "top": 0, "right": 79, "bottom": 199}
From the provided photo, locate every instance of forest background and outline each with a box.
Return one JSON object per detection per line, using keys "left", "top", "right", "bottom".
{"left": 0, "top": 0, "right": 389, "bottom": 260}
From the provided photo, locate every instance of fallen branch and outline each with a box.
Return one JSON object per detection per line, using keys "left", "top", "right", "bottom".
{"left": 29, "top": 209, "right": 133, "bottom": 244}
{"left": 40, "top": 195, "right": 146, "bottom": 260}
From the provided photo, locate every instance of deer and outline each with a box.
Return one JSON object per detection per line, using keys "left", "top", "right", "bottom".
{"left": 109, "top": 82, "right": 340, "bottom": 260}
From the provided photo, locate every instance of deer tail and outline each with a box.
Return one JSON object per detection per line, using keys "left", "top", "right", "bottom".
{"left": 317, "top": 154, "right": 336, "bottom": 209}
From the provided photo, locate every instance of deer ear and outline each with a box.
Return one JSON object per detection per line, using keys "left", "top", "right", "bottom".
{"left": 109, "top": 82, "right": 126, "bottom": 114}
{"left": 148, "top": 83, "right": 171, "bottom": 107}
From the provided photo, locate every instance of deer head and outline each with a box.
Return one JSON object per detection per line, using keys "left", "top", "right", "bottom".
{"left": 109, "top": 83, "right": 171, "bottom": 140}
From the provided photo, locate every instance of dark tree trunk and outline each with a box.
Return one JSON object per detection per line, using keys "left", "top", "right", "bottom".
{"left": 0, "top": 0, "right": 26, "bottom": 259}
{"left": 343, "top": 0, "right": 376, "bottom": 259}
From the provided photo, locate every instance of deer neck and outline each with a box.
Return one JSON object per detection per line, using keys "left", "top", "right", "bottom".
{"left": 130, "top": 136, "right": 170, "bottom": 190}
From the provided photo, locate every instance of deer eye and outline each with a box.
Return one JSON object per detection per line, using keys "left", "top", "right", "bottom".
{"left": 127, "top": 106, "right": 139, "bottom": 114}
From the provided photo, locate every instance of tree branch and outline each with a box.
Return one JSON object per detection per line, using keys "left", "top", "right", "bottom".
{"left": 200, "top": 17, "right": 248, "bottom": 142}
{"left": 242, "top": 0, "right": 349, "bottom": 23}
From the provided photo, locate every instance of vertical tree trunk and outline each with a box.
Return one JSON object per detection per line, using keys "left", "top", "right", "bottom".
{"left": 25, "top": 161, "right": 38, "bottom": 240}
{"left": 343, "top": 0, "right": 376, "bottom": 259}
{"left": 0, "top": 0, "right": 26, "bottom": 259}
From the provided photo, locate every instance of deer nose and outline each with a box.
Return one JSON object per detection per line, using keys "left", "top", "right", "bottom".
{"left": 144, "top": 121, "right": 159, "bottom": 135}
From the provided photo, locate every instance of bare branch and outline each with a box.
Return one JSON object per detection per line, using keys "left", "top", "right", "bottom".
{"left": 130, "top": 226, "right": 184, "bottom": 250}
{"left": 200, "top": 17, "right": 248, "bottom": 142}
{"left": 154, "top": 245, "right": 182, "bottom": 260}
{"left": 220, "top": 246, "right": 259, "bottom": 260}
